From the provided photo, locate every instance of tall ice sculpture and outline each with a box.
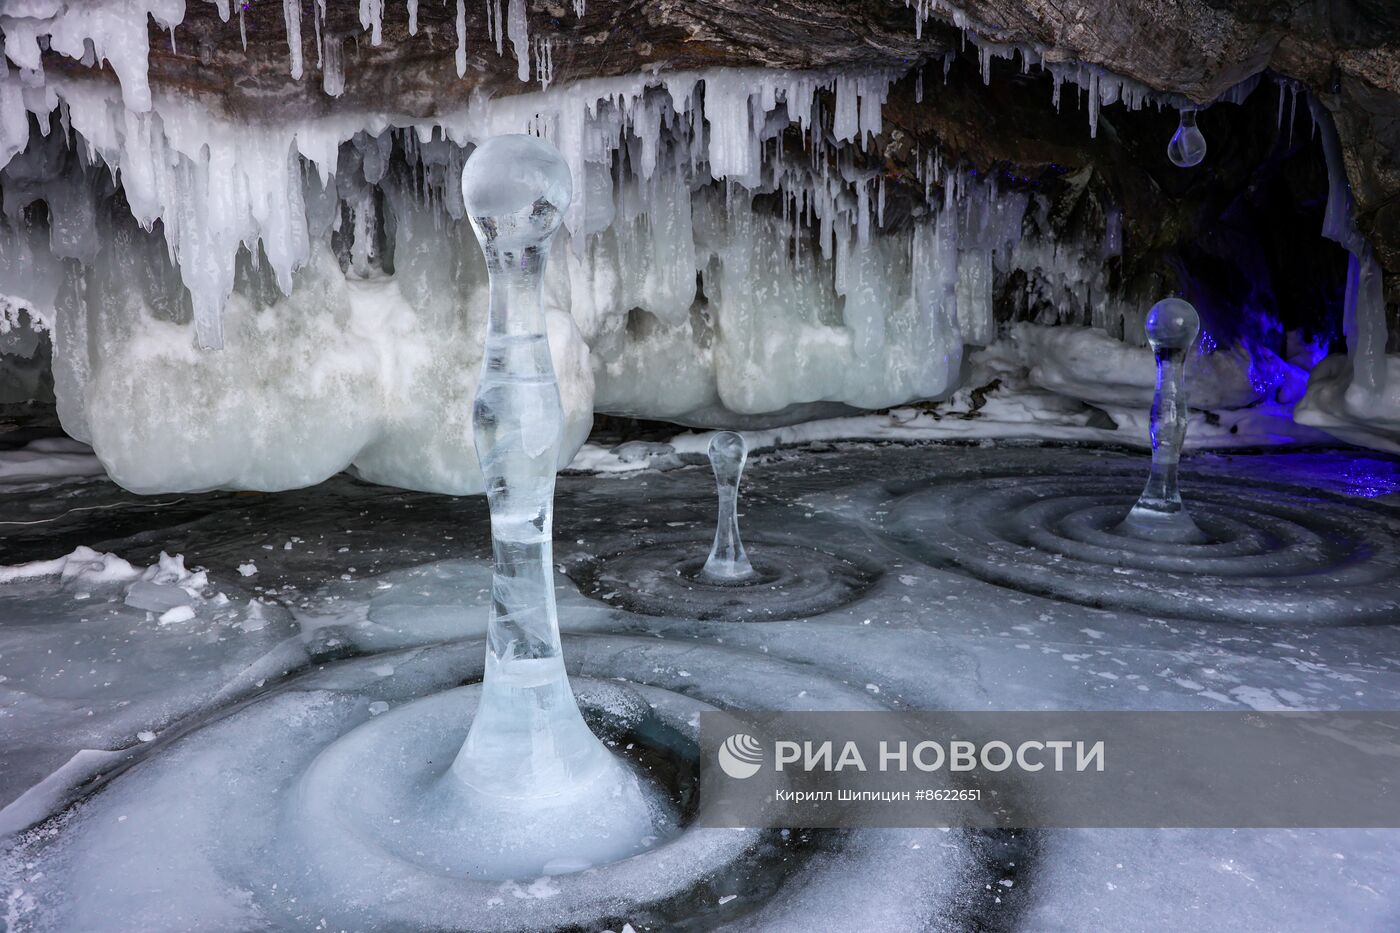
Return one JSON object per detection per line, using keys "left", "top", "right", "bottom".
{"left": 700, "top": 432, "right": 758, "bottom": 582}
{"left": 1117, "top": 297, "right": 1209, "bottom": 543}
{"left": 446, "top": 134, "right": 659, "bottom": 877}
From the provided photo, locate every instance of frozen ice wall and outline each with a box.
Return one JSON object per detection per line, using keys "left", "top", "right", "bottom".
{"left": 1, "top": 57, "right": 1105, "bottom": 493}
{"left": 0, "top": 0, "right": 1186, "bottom": 493}
{"left": 1293, "top": 98, "right": 1400, "bottom": 453}
{"left": 4, "top": 0, "right": 1396, "bottom": 491}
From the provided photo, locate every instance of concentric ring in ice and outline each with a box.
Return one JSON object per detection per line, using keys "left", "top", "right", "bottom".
{"left": 878, "top": 470, "right": 1400, "bottom": 625}
{"left": 5, "top": 635, "right": 995, "bottom": 932}
{"left": 570, "top": 538, "right": 883, "bottom": 621}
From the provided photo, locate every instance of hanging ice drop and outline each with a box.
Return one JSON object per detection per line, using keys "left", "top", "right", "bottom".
{"left": 1117, "top": 298, "right": 1209, "bottom": 544}
{"left": 700, "top": 431, "right": 758, "bottom": 582}
{"left": 1167, "top": 109, "right": 1207, "bottom": 168}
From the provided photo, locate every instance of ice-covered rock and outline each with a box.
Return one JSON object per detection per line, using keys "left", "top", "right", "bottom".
{"left": 1004, "top": 323, "right": 1311, "bottom": 412}
{"left": 0, "top": 546, "right": 212, "bottom": 608}
{"left": 70, "top": 244, "right": 592, "bottom": 495}
{"left": 0, "top": 545, "right": 140, "bottom": 586}
{"left": 1295, "top": 353, "right": 1400, "bottom": 454}
{"left": 0, "top": 436, "right": 102, "bottom": 484}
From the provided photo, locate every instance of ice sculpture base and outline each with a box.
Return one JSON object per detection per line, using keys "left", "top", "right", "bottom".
{"left": 1115, "top": 502, "right": 1210, "bottom": 545}
{"left": 696, "top": 558, "right": 763, "bottom": 585}
{"left": 292, "top": 681, "right": 675, "bottom": 882}
{"left": 878, "top": 463, "right": 1400, "bottom": 625}
{"left": 573, "top": 539, "right": 882, "bottom": 622}
{"left": 450, "top": 655, "right": 619, "bottom": 797}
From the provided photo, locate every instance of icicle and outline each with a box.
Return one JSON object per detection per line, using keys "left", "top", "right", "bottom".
{"left": 0, "top": 77, "right": 29, "bottom": 171}
{"left": 915, "top": 67, "right": 923, "bottom": 105}
{"left": 1218, "top": 73, "right": 1261, "bottom": 106}
{"left": 1288, "top": 84, "right": 1297, "bottom": 148}
{"left": 1312, "top": 97, "right": 1358, "bottom": 253}
{"left": 493, "top": 0, "right": 505, "bottom": 56}
{"left": 455, "top": 0, "right": 467, "bottom": 78}
{"left": 1087, "top": 71, "right": 1101, "bottom": 138}
{"left": 507, "top": 0, "right": 529, "bottom": 82}
{"left": 284, "top": 0, "right": 304, "bottom": 80}
{"left": 573, "top": 0, "right": 586, "bottom": 16}
{"left": 1102, "top": 206, "right": 1122, "bottom": 258}
{"left": 323, "top": 35, "right": 345, "bottom": 97}
{"left": 312, "top": 0, "right": 323, "bottom": 67}
{"left": 1345, "top": 248, "right": 1388, "bottom": 403}
{"left": 407, "top": 0, "right": 419, "bottom": 35}
{"left": 240, "top": 7, "right": 248, "bottom": 51}
{"left": 350, "top": 190, "right": 377, "bottom": 276}
{"left": 535, "top": 37, "right": 554, "bottom": 90}
{"left": 832, "top": 75, "right": 859, "bottom": 143}
{"left": 360, "top": 0, "right": 384, "bottom": 46}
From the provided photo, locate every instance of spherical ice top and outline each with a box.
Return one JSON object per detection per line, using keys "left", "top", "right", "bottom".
{"left": 709, "top": 431, "right": 747, "bottom": 464}
{"left": 461, "top": 135, "right": 572, "bottom": 248}
{"left": 1144, "top": 298, "right": 1200, "bottom": 351}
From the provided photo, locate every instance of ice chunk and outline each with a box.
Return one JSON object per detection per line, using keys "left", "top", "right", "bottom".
{"left": 0, "top": 545, "right": 138, "bottom": 586}
{"left": 125, "top": 580, "right": 195, "bottom": 614}
{"left": 157, "top": 605, "right": 196, "bottom": 625}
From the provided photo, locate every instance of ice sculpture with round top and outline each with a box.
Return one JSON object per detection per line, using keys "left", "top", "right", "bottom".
{"left": 446, "top": 134, "right": 660, "bottom": 875}
{"left": 1117, "top": 297, "right": 1208, "bottom": 543}
{"left": 701, "top": 431, "right": 758, "bottom": 582}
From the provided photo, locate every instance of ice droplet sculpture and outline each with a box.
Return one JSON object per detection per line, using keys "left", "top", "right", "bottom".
{"left": 1117, "top": 298, "right": 1209, "bottom": 544}
{"left": 701, "top": 432, "right": 759, "bottom": 582}
{"left": 445, "top": 134, "right": 661, "bottom": 876}
{"left": 1167, "top": 109, "right": 1207, "bottom": 168}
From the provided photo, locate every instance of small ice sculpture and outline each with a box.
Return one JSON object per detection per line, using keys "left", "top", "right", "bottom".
{"left": 700, "top": 431, "right": 758, "bottom": 582}
{"left": 1167, "top": 109, "right": 1207, "bottom": 168}
{"left": 1118, "top": 298, "right": 1208, "bottom": 543}
{"left": 446, "top": 135, "right": 657, "bottom": 876}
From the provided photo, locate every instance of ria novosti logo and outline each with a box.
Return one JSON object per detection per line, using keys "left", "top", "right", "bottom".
{"left": 718, "top": 733, "right": 764, "bottom": 779}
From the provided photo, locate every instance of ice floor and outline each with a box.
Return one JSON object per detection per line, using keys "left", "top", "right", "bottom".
{"left": 3, "top": 440, "right": 1400, "bottom": 931}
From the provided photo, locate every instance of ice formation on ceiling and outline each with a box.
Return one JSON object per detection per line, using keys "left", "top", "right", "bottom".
{"left": 1, "top": 18, "right": 1116, "bottom": 495}
{"left": 0, "top": 0, "right": 1393, "bottom": 493}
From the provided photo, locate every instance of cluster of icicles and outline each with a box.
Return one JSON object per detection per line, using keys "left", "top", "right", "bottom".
{"left": 0, "top": 48, "right": 1137, "bottom": 493}
{"left": 0, "top": 0, "right": 1214, "bottom": 360}
{"left": 0, "top": 0, "right": 1391, "bottom": 478}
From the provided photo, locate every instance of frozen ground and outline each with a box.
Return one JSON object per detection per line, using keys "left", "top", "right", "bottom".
{"left": 2, "top": 439, "right": 1400, "bottom": 930}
